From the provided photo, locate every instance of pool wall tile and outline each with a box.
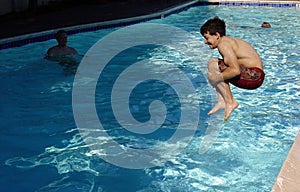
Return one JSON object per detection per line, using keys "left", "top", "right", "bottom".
{"left": 218, "top": 1, "right": 297, "bottom": 7}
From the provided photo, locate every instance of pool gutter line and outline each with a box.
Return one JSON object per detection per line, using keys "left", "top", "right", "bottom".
{"left": 211, "top": 0, "right": 300, "bottom": 3}
{"left": 0, "top": 0, "right": 200, "bottom": 46}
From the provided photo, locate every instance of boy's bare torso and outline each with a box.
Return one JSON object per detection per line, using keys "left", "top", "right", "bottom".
{"left": 47, "top": 46, "right": 77, "bottom": 56}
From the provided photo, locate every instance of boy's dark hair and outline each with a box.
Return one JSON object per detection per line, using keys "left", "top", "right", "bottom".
{"left": 55, "top": 30, "right": 67, "bottom": 40}
{"left": 200, "top": 16, "right": 226, "bottom": 36}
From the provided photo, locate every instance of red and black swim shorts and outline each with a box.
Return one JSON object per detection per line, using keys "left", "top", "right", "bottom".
{"left": 218, "top": 59, "right": 265, "bottom": 90}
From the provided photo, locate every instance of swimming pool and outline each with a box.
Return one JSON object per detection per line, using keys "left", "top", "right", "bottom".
{"left": 1, "top": 4, "right": 300, "bottom": 192}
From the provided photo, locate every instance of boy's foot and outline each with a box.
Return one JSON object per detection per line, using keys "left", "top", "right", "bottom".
{"left": 224, "top": 101, "right": 239, "bottom": 121}
{"left": 208, "top": 101, "right": 225, "bottom": 115}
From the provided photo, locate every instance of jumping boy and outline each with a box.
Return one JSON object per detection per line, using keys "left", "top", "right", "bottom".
{"left": 200, "top": 17, "right": 265, "bottom": 120}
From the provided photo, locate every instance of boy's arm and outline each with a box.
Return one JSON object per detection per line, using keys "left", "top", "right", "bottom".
{"left": 216, "top": 42, "right": 241, "bottom": 82}
{"left": 221, "top": 45, "right": 241, "bottom": 79}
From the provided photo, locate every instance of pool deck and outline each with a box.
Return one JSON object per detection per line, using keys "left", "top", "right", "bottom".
{"left": 272, "top": 131, "right": 300, "bottom": 192}
{"left": 0, "top": 0, "right": 300, "bottom": 191}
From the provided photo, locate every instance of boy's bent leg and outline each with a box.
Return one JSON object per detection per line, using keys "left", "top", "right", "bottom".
{"left": 207, "top": 58, "right": 226, "bottom": 115}
{"left": 217, "top": 82, "right": 239, "bottom": 120}
{"left": 223, "top": 84, "right": 239, "bottom": 121}
{"left": 207, "top": 58, "right": 239, "bottom": 120}
{"left": 208, "top": 89, "right": 225, "bottom": 115}
{"left": 207, "top": 58, "right": 219, "bottom": 73}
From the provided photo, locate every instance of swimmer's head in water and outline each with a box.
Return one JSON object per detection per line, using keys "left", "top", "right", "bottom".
{"left": 261, "top": 22, "right": 271, "bottom": 28}
{"left": 55, "top": 30, "right": 68, "bottom": 46}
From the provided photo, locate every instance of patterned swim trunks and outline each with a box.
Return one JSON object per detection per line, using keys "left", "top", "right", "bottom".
{"left": 218, "top": 59, "right": 265, "bottom": 89}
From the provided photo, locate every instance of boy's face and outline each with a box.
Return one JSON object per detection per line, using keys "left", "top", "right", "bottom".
{"left": 203, "top": 32, "right": 219, "bottom": 49}
{"left": 56, "top": 33, "right": 68, "bottom": 46}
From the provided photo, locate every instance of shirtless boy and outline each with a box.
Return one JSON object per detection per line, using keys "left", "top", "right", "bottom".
{"left": 47, "top": 30, "right": 78, "bottom": 56}
{"left": 200, "top": 17, "right": 265, "bottom": 120}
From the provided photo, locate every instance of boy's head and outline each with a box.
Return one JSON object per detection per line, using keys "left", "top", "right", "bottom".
{"left": 200, "top": 16, "right": 226, "bottom": 37}
{"left": 55, "top": 30, "right": 68, "bottom": 46}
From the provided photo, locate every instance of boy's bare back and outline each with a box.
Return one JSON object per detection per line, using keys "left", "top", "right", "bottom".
{"left": 218, "top": 36, "right": 263, "bottom": 70}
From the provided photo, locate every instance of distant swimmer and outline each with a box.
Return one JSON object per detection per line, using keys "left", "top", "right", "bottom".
{"left": 46, "top": 30, "right": 78, "bottom": 56}
{"left": 45, "top": 30, "right": 80, "bottom": 66}
{"left": 261, "top": 22, "right": 271, "bottom": 28}
{"left": 229, "top": 21, "right": 271, "bottom": 29}
{"left": 200, "top": 16, "right": 265, "bottom": 121}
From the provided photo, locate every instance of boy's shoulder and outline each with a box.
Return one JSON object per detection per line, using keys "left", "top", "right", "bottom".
{"left": 47, "top": 45, "right": 58, "bottom": 54}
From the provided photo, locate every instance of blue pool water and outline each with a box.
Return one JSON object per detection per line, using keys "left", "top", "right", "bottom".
{"left": 1, "top": 5, "right": 300, "bottom": 192}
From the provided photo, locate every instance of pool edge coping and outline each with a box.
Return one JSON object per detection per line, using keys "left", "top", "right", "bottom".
{"left": 272, "top": 130, "right": 300, "bottom": 192}
{"left": 1, "top": 0, "right": 300, "bottom": 50}
{"left": 0, "top": 0, "right": 201, "bottom": 49}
